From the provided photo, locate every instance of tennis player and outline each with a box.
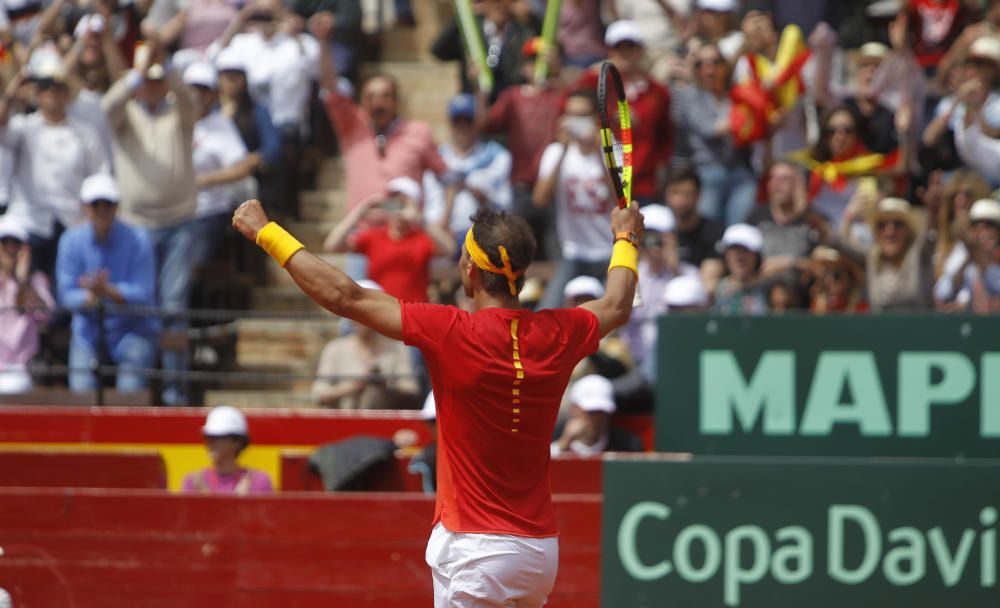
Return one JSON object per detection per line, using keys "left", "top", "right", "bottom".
{"left": 233, "top": 198, "right": 643, "bottom": 607}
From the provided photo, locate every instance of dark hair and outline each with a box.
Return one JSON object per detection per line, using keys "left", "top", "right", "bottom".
{"left": 811, "top": 106, "right": 863, "bottom": 162}
{"left": 469, "top": 208, "right": 537, "bottom": 297}
{"left": 361, "top": 73, "right": 400, "bottom": 100}
{"left": 564, "top": 87, "right": 599, "bottom": 113}
{"left": 666, "top": 167, "right": 701, "bottom": 191}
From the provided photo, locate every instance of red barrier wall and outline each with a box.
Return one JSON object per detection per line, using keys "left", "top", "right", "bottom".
{"left": 0, "top": 489, "right": 600, "bottom": 608}
{"left": 280, "top": 452, "right": 604, "bottom": 494}
{"left": 0, "top": 451, "right": 166, "bottom": 489}
{"left": 0, "top": 406, "right": 434, "bottom": 446}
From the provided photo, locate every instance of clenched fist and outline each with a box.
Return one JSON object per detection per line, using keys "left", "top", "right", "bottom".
{"left": 233, "top": 199, "right": 271, "bottom": 241}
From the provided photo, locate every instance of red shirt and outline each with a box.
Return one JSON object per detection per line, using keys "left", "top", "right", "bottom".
{"left": 576, "top": 70, "right": 673, "bottom": 199}
{"left": 483, "top": 85, "right": 565, "bottom": 187}
{"left": 908, "top": 0, "right": 970, "bottom": 68}
{"left": 354, "top": 226, "right": 436, "bottom": 303}
{"left": 402, "top": 303, "right": 601, "bottom": 537}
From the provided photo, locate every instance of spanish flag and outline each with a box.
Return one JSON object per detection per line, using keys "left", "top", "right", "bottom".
{"left": 730, "top": 24, "right": 812, "bottom": 148}
{"left": 786, "top": 144, "right": 901, "bottom": 199}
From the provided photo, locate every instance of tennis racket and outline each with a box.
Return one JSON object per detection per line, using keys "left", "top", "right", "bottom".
{"left": 597, "top": 61, "right": 642, "bottom": 308}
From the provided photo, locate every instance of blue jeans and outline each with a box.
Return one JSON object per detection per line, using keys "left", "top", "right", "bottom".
{"left": 696, "top": 164, "right": 758, "bottom": 227}
{"left": 537, "top": 258, "right": 608, "bottom": 311}
{"left": 68, "top": 333, "right": 157, "bottom": 392}
{"left": 145, "top": 219, "right": 198, "bottom": 405}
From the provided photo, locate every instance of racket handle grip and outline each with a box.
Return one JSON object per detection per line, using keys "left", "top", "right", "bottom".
{"left": 632, "top": 283, "right": 643, "bottom": 308}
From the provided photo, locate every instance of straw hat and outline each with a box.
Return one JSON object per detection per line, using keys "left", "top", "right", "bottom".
{"left": 870, "top": 197, "right": 917, "bottom": 233}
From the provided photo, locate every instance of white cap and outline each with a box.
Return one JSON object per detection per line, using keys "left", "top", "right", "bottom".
{"left": 146, "top": 63, "right": 166, "bottom": 80}
{"left": 215, "top": 46, "right": 247, "bottom": 73}
{"left": 641, "top": 204, "right": 675, "bottom": 234}
{"left": 569, "top": 375, "right": 616, "bottom": 414}
{"left": 859, "top": 42, "right": 890, "bottom": 60}
{"left": 74, "top": 13, "right": 105, "bottom": 38}
{"left": 387, "top": 176, "right": 422, "bottom": 204}
{"left": 969, "top": 36, "right": 1000, "bottom": 65}
{"left": 202, "top": 406, "right": 249, "bottom": 437}
{"left": 876, "top": 197, "right": 912, "bottom": 216}
{"left": 184, "top": 62, "right": 217, "bottom": 89}
{"left": 28, "top": 46, "right": 67, "bottom": 82}
{"left": 696, "top": 0, "right": 738, "bottom": 12}
{"left": 80, "top": 173, "right": 120, "bottom": 205}
{"left": 420, "top": 392, "right": 436, "bottom": 421}
{"left": 970, "top": 198, "right": 1000, "bottom": 225}
{"left": 605, "top": 20, "right": 644, "bottom": 47}
{"left": 664, "top": 275, "right": 709, "bottom": 308}
{"left": 357, "top": 279, "right": 384, "bottom": 291}
{"left": 563, "top": 276, "right": 605, "bottom": 300}
{"left": 721, "top": 223, "right": 763, "bottom": 253}
{"left": 0, "top": 214, "right": 29, "bottom": 242}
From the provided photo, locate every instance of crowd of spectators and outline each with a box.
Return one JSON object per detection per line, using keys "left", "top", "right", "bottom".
{"left": 0, "top": 0, "right": 999, "bottom": 412}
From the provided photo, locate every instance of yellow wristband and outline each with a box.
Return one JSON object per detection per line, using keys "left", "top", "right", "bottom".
{"left": 608, "top": 239, "right": 639, "bottom": 277}
{"left": 255, "top": 222, "right": 304, "bottom": 267}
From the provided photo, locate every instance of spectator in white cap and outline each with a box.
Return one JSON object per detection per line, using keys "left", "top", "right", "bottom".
{"left": 323, "top": 177, "right": 456, "bottom": 304}
{"left": 714, "top": 223, "right": 769, "bottom": 314}
{"left": 842, "top": 42, "right": 901, "bottom": 155}
{"left": 664, "top": 275, "right": 710, "bottom": 312}
{"left": 311, "top": 279, "right": 422, "bottom": 410}
{"left": 692, "top": 0, "right": 744, "bottom": 62}
{"left": 562, "top": 275, "right": 604, "bottom": 307}
{"left": 620, "top": 203, "right": 701, "bottom": 382}
{"left": 551, "top": 374, "right": 643, "bottom": 457}
{"left": 942, "top": 198, "right": 1000, "bottom": 313}
{"left": 950, "top": 36, "right": 1000, "bottom": 186}
{"left": 184, "top": 62, "right": 257, "bottom": 268}
{"left": 0, "top": 214, "right": 54, "bottom": 394}
{"left": 55, "top": 173, "right": 160, "bottom": 394}
{"left": 182, "top": 405, "right": 274, "bottom": 494}
{"left": 0, "top": 55, "right": 110, "bottom": 278}
{"left": 575, "top": 20, "right": 674, "bottom": 206}
{"left": 214, "top": 46, "right": 283, "bottom": 172}
{"left": 423, "top": 93, "right": 513, "bottom": 245}
{"left": 102, "top": 39, "right": 198, "bottom": 405}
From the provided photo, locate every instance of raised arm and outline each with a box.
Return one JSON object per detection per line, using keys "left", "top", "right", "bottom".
{"left": 234, "top": 199, "right": 403, "bottom": 340}
{"left": 323, "top": 194, "right": 380, "bottom": 252}
{"left": 580, "top": 205, "right": 644, "bottom": 337}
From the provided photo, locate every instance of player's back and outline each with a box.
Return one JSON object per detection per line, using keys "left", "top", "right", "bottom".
{"left": 401, "top": 303, "right": 601, "bottom": 537}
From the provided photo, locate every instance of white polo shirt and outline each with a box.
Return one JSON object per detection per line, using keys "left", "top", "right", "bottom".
{"left": 193, "top": 110, "right": 248, "bottom": 218}
{"left": 1, "top": 111, "right": 110, "bottom": 238}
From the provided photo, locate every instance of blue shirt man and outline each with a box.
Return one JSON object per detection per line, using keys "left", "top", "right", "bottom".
{"left": 56, "top": 173, "right": 159, "bottom": 392}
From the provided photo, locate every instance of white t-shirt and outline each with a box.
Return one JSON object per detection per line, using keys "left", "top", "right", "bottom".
{"left": 537, "top": 142, "right": 615, "bottom": 262}
{"left": 193, "top": 110, "right": 248, "bottom": 218}
{"left": 70, "top": 88, "right": 115, "bottom": 164}
{"left": 1, "top": 112, "right": 109, "bottom": 237}
{"left": 209, "top": 32, "right": 318, "bottom": 129}
{"left": 423, "top": 140, "right": 513, "bottom": 234}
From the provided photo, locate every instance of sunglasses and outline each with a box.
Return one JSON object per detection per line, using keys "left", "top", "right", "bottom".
{"left": 89, "top": 199, "right": 117, "bottom": 209}
{"left": 642, "top": 235, "right": 664, "bottom": 248}
{"left": 0, "top": 236, "right": 23, "bottom": 246}
{"left": 35, "top": 78, "right": 66, "bottom": 91}
{"left": 877, "top": 219, "right": 906, "bottom": 231}
{"left": 696, "top": 57, "right": 725, "bottom": 68}
{"left": 966, "top": 57, "right": 994, "bottom": 68}
{"left": 830, "top": 269, "right": 848, "bottom": 280}
{"left": 613, "top": 41, "right": 641, "bottom": 51}
{"left": 450, "top": 116, "right": 474, "bottom": 125}
{"left": 827, "top": 125, "right": 856, "bottom": 135}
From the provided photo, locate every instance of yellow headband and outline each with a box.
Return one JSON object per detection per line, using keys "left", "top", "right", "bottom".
{"left": 464, "top": 227, "right": 523, "bottom": 296}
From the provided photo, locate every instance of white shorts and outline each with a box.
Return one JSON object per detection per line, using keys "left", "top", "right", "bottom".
{"left": 425, "top": 523, "right": 559, "bottom": 608}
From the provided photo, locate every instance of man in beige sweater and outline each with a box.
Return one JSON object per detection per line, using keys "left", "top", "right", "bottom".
{"left": 102, "top": 44, "right": 198, "bottom": 405}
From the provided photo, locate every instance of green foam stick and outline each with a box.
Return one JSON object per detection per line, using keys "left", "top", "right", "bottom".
{"left": 534, "top": 0, "right": 563, "bottom": 84}
{"left": 453, "top": 0, "right": 493, "bottom": 93}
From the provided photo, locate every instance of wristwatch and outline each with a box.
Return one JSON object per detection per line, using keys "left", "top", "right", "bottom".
{"left": 614, "top": 231, "right": 640, "bottom": 247}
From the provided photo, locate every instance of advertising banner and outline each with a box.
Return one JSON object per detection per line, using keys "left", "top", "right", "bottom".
{"left": 656, "top": 315, "right": 1000, "bottom": 457}
{"left": 603, "top": 457, "right": 1000, "bottom": 607}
